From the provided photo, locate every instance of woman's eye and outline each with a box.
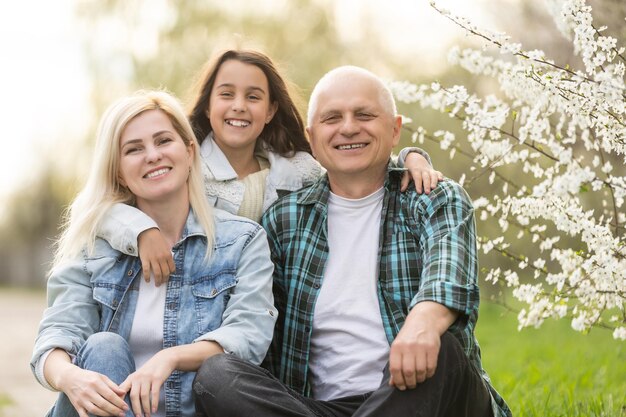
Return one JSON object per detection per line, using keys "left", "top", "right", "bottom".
{"left": 124, "top": 147, "right": 140, "bottom": 155}
{"left": 158, "top": 137, "right": 173, "bottom": 145}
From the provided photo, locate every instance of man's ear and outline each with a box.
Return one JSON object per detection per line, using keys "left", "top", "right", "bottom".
{"left": 306, "top": 126, "right": 316, "bottom": 158}
{"left": 391, "top": 115, "right": 402, "bottom": 147}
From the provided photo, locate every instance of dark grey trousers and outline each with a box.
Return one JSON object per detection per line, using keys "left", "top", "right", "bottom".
{"left": 193, "top": 332, "right": 493, "bottom": 417}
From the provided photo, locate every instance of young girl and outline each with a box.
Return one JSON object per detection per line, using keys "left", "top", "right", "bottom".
{"left": 31, "top": 90, "right": 276, "bottom": 417}
{"left": 99, "top": 49, "right": 442, "bottom": 284}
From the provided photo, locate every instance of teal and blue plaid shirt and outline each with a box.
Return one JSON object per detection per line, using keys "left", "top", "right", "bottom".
{"left": 261, "top": 165, "right": 511, "bottom": 417}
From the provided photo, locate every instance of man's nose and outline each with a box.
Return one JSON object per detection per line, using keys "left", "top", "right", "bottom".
{"left": 339, "top": 116, "right": 360, "bottom": 137}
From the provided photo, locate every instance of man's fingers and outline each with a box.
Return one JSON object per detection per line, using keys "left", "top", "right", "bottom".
{"left": 401, "top": 355, "right": 417, "bottom": 389}
{"left": 388, "top": 351, "right": 407, "bottom": 391}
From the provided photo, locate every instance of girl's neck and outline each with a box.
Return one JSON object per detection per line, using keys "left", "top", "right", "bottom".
{"left": 137, "top": 196, "right": 190, "bottom": 248}
{"left": 218, "top": 143, "right": 261, "bottom": 179}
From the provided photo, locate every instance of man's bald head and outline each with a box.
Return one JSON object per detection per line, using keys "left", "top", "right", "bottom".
{"left": 307, "top": 66, "right": 397, "bottom": 126}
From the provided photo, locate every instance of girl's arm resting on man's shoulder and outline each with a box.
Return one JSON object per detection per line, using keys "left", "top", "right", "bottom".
{"left": 195, "top": 227, "right": 277, "bottom": 365}
{"left": 98, "top": 203, "right": 158, "bottom": 256}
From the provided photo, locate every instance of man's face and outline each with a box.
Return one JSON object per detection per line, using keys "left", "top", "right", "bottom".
{"left": 307, "top": 75, "right": 401, "bottom": 186}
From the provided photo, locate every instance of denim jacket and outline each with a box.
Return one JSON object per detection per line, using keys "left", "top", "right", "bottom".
{"left": 31, "top": 209, "right": 277, "bottom": 417}
{"left": 97, "top": 134, "right": 322, "bottom": 256}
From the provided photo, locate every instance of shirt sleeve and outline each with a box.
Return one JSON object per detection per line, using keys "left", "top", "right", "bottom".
{"left": 395, "top": 147, "right": 433, "bottom": 168}
{"left": 98, "top": 203, "right": 158, "bottom": 256}
{"left": 409, "top": 181, "right": 479, "bottom": 317}
{"left": 30, "top": 256, "right": 103, "bottom": 388}
{"left": 194, "top": 227, "right": 277, "bottom": 365}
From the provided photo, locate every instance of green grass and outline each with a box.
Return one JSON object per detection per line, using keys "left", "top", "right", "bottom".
{"left": 476, "top": 303, "right": 626, "bottom": 417}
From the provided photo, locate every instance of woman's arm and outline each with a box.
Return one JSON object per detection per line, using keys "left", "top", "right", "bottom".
{"left": 45, "top": 349, "right": 128, "bottom": 417}
{"left": 119, "top": 341, "right": 224, "bottom": 417}
{"left": 195, "top": 226, "right": 277, "bottom": 364}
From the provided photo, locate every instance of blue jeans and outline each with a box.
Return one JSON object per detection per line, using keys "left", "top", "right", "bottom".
{"left": 46, "top": 332, "right": 135, "bottom": 417}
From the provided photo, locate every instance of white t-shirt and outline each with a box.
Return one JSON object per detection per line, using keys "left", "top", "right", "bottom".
{"left": 308, "top": 187, "right": 390, "bottom": 401}
{"left": 128, "top": 277, "right": 167, "bottom": 417}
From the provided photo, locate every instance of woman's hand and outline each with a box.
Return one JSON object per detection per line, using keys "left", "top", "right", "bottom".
{"left": 401, "top": 151, "right": 444, "bottom": 194}
{"left": 119, "top": 350, "right": 176, "bottom": 417}
{"left": 58, "top": 366, "right": 128, "bottom": 417}
{"left": 137, "top": 228, "right": 175, "bottom": 286}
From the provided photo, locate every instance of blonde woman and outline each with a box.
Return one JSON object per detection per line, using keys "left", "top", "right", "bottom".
{"left": 31, "top": 90, "right": 276, "bottom": 417}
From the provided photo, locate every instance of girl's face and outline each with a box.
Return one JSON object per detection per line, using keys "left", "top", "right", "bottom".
{"left": 208, "top": 59, "right": 277, "bottom": 156}
{"left": 118, "top": 109, "right": 193, "bottom": 210}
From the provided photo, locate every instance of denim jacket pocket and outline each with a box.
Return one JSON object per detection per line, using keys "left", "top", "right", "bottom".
{"left": 93, "top": 282, "right": 127, "bottom": 331}
{"left": 191, "top": 272, "right": 237, "bottom": 334}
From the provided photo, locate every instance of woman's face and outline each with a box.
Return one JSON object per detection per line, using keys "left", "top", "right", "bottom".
{"left": 118, "top": 109, "right": 193, "bottom": 209}
{"left": 208, "top": 59, "right": 277, "bottom": 156}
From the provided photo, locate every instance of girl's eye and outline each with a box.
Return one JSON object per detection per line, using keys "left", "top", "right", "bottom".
{"left": 248, "top": 95, "right": 260, "bottom": 100}
{"left": 219, "top": 91, "right": 233, "bottom": 98}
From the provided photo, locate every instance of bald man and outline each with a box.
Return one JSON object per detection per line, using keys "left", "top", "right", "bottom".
{"left": 193, "top": 66, "right": 511, "bottom": 417}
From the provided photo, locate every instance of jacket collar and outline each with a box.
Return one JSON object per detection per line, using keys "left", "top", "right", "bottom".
{"left": 298, "top": 160, "right": 404, "bottom": 208}
{"left": 199, "top": 133, "right": 238, "bottom": 181}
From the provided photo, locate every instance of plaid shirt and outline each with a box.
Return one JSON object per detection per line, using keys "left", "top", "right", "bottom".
{"left": 261, "top": 165, "right": 512, "bottom": 417}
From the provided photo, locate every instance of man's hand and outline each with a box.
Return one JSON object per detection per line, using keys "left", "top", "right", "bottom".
{"left": 388, "top": 301, "right": 458, "bottom": 390}
{"left": 400, "top": 151, "right": 444, "bottom": 194}
{"left": 137, "top": 228, "right": 175, "bottom": 286}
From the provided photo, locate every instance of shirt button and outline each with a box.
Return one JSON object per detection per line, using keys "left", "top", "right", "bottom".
{"left": 304, "top": 326, "right": 311, "bottom": 333}
{"left": 211, "top": 289, "right": 218, "bottom": 296}
{"left": 127, "top": 246, "right": 135, "bottom": 254}
{"left": 313, "top": 283, "right": 320, "bottom": 289}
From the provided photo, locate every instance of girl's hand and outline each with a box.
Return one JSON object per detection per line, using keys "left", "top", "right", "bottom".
{"left": 58, "top": 366, "right": 128, "bottom": 417}
{"left": 137, "top": 228, "right": 175, "bottom": 286}
{"left": 119, "top": 350, "right": 176, "bottom": 417}
{"left": 401, "top": 152, "right": 444, "bottom": 194}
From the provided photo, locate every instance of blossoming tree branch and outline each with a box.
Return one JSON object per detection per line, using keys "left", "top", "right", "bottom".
{"left": 390, "top": 0, "right": 625, "bottom": 340}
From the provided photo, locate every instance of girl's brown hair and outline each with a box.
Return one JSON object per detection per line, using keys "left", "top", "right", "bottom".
{"left": 188, "top": 49, "right": 311, "bottom": 156}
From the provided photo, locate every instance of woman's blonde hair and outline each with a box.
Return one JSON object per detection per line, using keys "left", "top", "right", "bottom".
{"left": 53, "top": 90, "right": 214, "bottom": 268}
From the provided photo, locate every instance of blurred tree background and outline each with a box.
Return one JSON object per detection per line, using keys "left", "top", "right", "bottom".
{"left": 0, "top": 0, "right": 624, "bottom": 293}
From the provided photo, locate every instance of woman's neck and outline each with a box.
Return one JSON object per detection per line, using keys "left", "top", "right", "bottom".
{"left": 137, "top": 196, "right": 190, "bottom": 248}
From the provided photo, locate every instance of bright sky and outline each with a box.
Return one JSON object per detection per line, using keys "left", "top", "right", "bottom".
{"left": 0, "top": 0, "right": 91, "bottom": 220}
{"left": 0, "top": 0, "right": 495, "bottom": 222}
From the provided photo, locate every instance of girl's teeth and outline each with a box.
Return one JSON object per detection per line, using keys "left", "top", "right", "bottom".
{"left": 227, "top": 120, "right": 250, "bottom": 127}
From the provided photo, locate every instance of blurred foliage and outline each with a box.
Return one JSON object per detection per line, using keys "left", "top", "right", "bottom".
{"left": 2, "top": 0, "right": 624, "bottom": 289}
